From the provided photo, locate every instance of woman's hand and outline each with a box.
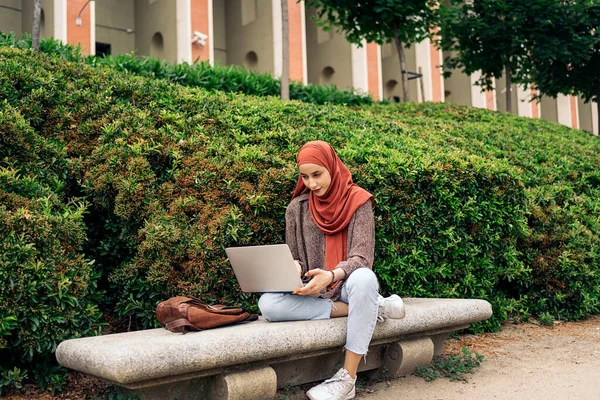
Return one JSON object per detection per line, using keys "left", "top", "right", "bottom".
{"left": 293, "top": 269, "right": 333, "bottom": 296}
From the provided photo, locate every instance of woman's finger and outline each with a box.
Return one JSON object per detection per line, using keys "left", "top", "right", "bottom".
{"left": 305, "top": 269, "right": 324, "bottom": 277}
{"left": 294, "top": 278, "right": 320, "bottom": 295}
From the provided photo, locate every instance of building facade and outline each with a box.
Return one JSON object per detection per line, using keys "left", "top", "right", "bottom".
{"left": 1, "top": 0, "right": 598, "bottom": 135}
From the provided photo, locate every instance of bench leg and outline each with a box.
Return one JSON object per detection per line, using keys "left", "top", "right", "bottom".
{"left": 371, "top": 337, "right": 434, "bottom": 380}
{"left": 430, "top": 332, "right": 452, "bottom": 355}
{"left": 211, "top": 366, "right": 277, "bottom": 400}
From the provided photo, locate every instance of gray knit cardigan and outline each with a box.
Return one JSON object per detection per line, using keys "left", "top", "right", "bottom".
{"left": 285, "top": 193, "right": 375, "bottom": 301}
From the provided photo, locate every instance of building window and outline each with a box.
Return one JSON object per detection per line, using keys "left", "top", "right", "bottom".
{"left": 321, "top": 66, "right": 335, "bottom": 84}
{"left": 245, "top": 51, "right": 258, "bottom": 69}
{"left": 385, "top": 80, "right": 399, "bottom": 102}
{"left": 151, "top": 32, "right": 164, "bottom": 57}
{"left": 96, "top": 42, "right": 112, "bottom": 57}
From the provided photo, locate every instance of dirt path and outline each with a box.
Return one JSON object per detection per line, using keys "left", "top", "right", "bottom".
{"left": 279, "top": 315, "right": 600, "bottom": 400}
{"left": 359, "top": 316, "right": 600, "bottom": 400}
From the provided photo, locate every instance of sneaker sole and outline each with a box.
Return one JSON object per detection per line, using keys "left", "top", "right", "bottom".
{"left": 306, "top": 385, "right": 356, "bottom": 400}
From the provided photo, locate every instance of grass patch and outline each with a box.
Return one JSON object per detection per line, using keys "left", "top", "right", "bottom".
{"left": 415, "top": 346, "right": 484, "bottom": 382}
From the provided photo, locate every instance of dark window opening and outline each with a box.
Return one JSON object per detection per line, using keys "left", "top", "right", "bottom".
{"left": 96, "top": 42, "right": 112, "bottom": 57}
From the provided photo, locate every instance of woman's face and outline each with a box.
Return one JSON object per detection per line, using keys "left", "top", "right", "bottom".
{"left": 299, "top": 163, "right": 331, "bottom": 197}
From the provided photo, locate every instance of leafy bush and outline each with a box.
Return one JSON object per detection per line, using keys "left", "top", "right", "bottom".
{"left": 0, "top": 32, "right": 373, "bottom": 106}
{"left": 1, "top": 44, "right": 598, "bottom": 390}
{"left": 0, "top": 47, "right": 528, "bottom": 334}
{"left": 365, "top": 102, "right": 600, "bottom": 321}
{"left": 0, "top": 102, "right": 102, "bottom": 393}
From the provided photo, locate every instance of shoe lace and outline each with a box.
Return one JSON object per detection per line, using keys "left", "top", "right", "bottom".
{"left": 323, "top": 370, "right": 352, "bottom": 394}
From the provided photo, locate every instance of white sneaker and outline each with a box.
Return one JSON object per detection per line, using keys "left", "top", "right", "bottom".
{"left": 306, "top": 368, "right": 356, "bottom": 400}
{"left": 377, "top": 294, "right": 406, "bottom": 322}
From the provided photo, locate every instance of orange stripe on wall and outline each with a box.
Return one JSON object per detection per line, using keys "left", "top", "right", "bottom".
{"left": 570, "top": 95, "right": 578, "bottom": 129}
{"left": 366, "top": 43, "right": 379, "bottom": 101}
{"left": 486, "top": 90, "right": 495, "bottom": 110}
{"left": 429, "top": 39, "right": 442, "bottom": 102}
{"left": 191, "top": 0, "right": 210, "bottom": 62}
{"left": 531, "top": 89, "right": 540, "bottom": 118}
{"left": 288, "top": 0, "right": 303, "bottom": 83}
{"left": 67, "top": 0, "right": 91, "bottom": 54}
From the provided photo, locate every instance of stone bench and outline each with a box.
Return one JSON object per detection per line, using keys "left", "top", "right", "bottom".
{"left": 56, "top": 298, "right": 492, "bottom": 400}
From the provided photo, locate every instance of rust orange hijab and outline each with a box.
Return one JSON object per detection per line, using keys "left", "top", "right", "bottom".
{"left": 292, "top": 141, "right": 373, "bottom": 271}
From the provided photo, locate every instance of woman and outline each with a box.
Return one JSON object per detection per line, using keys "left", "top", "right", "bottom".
{"left": 258, "top": 140, "right": 405, "bottom": 400}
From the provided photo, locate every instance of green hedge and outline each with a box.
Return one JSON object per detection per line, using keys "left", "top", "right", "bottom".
{"left": 365, "top": 102, "right": 600, "bottom": 321}
{"left": 0, "top": 48, "right": 528, "bottom": 329}
{"left": 0, "top": 103, "right": 102, "bottom": 394}
{"left": 0, "top": 32, "right": 373, "bottom": 106}
{"left": 1, "top": 46, "right": 598, "bottom": 391}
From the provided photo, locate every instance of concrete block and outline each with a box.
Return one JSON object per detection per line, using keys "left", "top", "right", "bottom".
{"left": 396, "top": 337, "right": 435, "bottom": 376}
{"left": 211, "top": 366, "right": 276, "bottom": 400}
{"left": 430, "top": 332, "right": 452, "bottom": 355}
{"left": 55, "top": 298, "right": 492, "bottom": 398}
{"left": 368, "top": 337, "right": 434, "bottom": 380}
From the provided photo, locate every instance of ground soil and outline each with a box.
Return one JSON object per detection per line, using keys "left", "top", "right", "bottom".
{"left": 279, "top": 315, "right": 600, "bottom": 400}
{"left": 6, "top": 315, "right": 600, "bottom": 399}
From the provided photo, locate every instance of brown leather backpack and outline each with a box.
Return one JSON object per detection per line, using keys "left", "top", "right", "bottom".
{"left": 156, "top": 296, "right": 259, "bottom": 333}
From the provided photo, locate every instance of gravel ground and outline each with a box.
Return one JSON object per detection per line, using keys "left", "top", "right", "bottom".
{"left": 279, "top": 315, "right": 600, "bottom": 400}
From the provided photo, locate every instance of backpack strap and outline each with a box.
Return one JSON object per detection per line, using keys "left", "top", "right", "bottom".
{"left": 165, "top": 318, "right": 201, "bottom": 334}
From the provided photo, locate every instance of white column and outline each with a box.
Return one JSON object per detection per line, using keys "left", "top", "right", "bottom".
{"left": 572, "top": 96, "right": 579, "bottom": 129}
{"left": 89, "top": 0, "right": 95, "bottom": 55}
{"left": 517, "top": 85, "right": 532, "bottom": 118}
{"left": 208, "top": 0, "right": 214, "bottom": 65}
{"left": 414, "top": 39, "right": 432, "bottom": 101}
{"left": 176, "top": 0, "right": 192, "bottom": 63}
{"left": 592, "top": 101, "right": 599, "bottom": 135}
{"left": 556, "top": 94, "right": 572, "bottom": 127}
{"left": 376, "top": 44, "right": 383, "bottom": 100}
{"left": 434, "top": 43, "right": 445, "bottom": 102}
{"left": 300, "top": 0, "right": 308, "bottom": 85}
{"left": 470, "top": 71, "right": 487, "bottom": 109}
{"left": 53, "top": 0, "right": 67, "bottom": 43}
{"left": 272, "top": 0, "right": 283, "bottom": 77}
{"left": 351, "top": 41, "right": 369, "bottom": 94}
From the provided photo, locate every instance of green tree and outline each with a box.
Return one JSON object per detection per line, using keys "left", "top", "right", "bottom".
{"left": 306, "top": 0, "right": 437, "bottom": 102}
{"left": 524, "top": 0, "right": 600, "bottom": 131}
{"left": 439, "top": 0, "right": 534, "bottom": 113}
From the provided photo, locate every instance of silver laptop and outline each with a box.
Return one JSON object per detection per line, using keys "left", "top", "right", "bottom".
{"left": 225, "top": 244, "right": 304, "bottom": 292}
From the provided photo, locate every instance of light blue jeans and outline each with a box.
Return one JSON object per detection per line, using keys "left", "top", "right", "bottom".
{"left": 258, "top": 268, "right": 379, "bottom": 355}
